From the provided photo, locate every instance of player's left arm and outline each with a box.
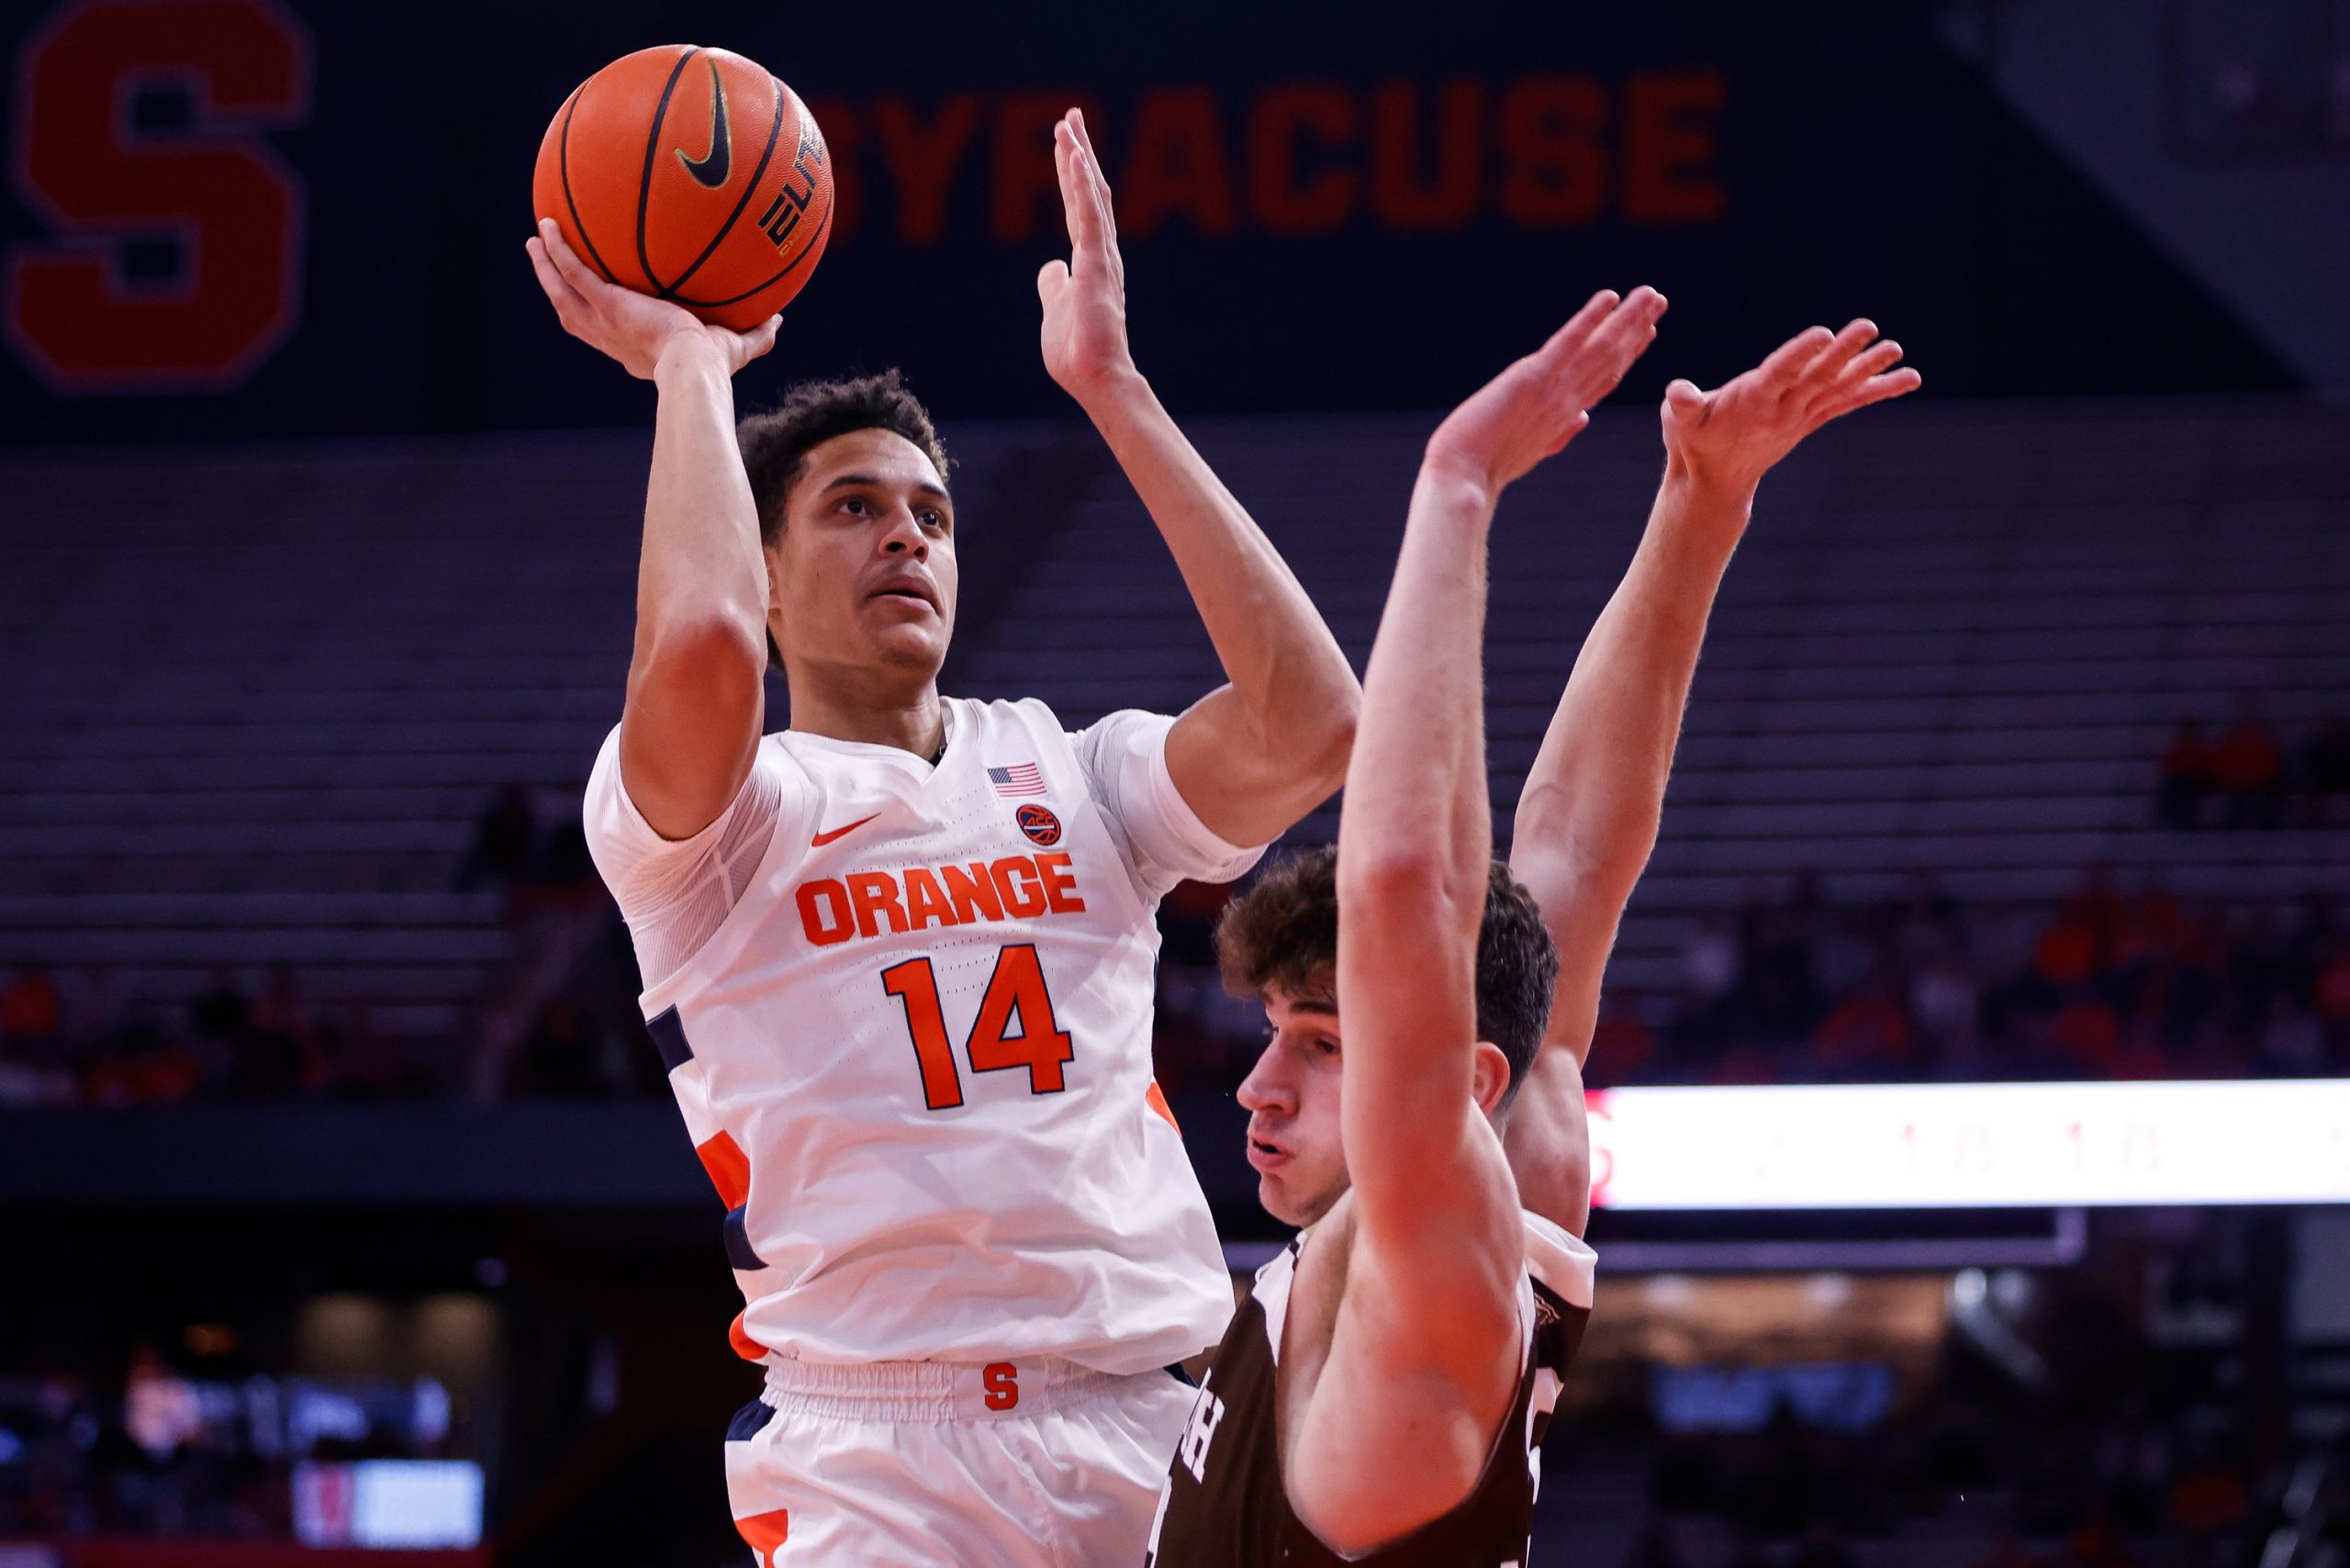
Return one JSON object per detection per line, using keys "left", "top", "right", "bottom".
{"left": 1502, "top": 319, "right": 1919, "bottom": 1228}
{"left": 1036, "top": 110, "right": 1358, "bottom": 847}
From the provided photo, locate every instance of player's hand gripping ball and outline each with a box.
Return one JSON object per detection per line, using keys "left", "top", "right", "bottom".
{"left": 532, "top": 45, "right": 834, "bottom": 330}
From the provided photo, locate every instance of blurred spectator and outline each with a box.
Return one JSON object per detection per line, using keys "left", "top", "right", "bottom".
{"left": 1147, "top": 855, "right": 2350, "bottom": 1091}
{"left": 0, "top": 965, "right": 62, "bottom": 1043}
{"left": 2163, "top": 707, "right": 2350, "bottom": 831}
{"left": 326, "top": 1002, "right": 409, "bottom": 1099}
{"left": 2315, "top": 942, "right": 2350, "bottom": 1057}
{"left": 2211, "top": 699, "right": 2284, "bottom": 829}
{"left": 221, "top": 969, "right": 317, "bottom": 1100}
{"left": 1911, "top": 944, "right": 1981, "bottom": 1059}
{"left": 1812, "top": 967, "right": 1918, "bottom": 1075}
{"left": 83, "top": 1010, "right": 200, "bottom": 1105}
{"left": 2302, "top": 711, "right": 2350, "bottom": 825}
{"left": 536, "top": 813, "right": 597, "bottom": 893}
{"left": 508, "top": 999, "right": 615, "bottom": 1099}
{"left": 188, "top": 970, "right": 251, "bottom": 1053}
{"left": 2163, "top": 1441, "right": 2246, "bottom": 1551}
{"left": 1588, "top": 990, "right": 1659, "bottom": 1083}
{"left": 2032, "top": 905, "right": 2101, "bottom": 991}
{"left": 457, "top": 781, "right": 537, "bottom": 890}
{"left": 0, "top": 965, "right": 74, "bottom": 1106}
{"left": 2156, "top": 720, "right": 2216, "bottom": 830}
{"left": 1682, "top": 913, "right": 1740, "bottom": 1004}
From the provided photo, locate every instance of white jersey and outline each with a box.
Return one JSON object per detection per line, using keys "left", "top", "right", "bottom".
{"left": 583, "top": 696, "right": 1260, "bottom": 1376}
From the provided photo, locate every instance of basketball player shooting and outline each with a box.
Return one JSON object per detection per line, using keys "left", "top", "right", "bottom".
{"left": 1145, "top": 302, "right": 1919, "bottom": 1566}
{"left": 523, "top": 106, "right": 1359, "bottom": 1565}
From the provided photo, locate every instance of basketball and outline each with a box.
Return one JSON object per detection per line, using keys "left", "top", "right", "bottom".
{"left": 532, "top": 45, "right": 834, "bottom": 330}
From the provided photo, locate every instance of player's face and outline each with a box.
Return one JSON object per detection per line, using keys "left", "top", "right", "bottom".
{"left": 1235, "top": 985, "right": 1350, "bottom": 1228}
{"left": 767, "top": 429, "right": 958, "bottom": 686}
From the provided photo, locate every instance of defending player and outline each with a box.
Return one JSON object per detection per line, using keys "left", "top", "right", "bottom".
{"left": 1147, "top": 305, "right": 1919, "bottom": 1566}
{"left": 524, "top": 110, "right": 1358, "bottom": 1564}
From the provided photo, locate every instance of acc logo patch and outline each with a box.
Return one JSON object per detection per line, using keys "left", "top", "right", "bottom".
{"left": 1016, "top": 804, "right": 1062, "bottom": 846}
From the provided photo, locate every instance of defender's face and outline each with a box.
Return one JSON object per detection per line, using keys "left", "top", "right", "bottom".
{"left": 1236, "top": 985, "right": 1351, "bottom": 1228}
{"left": 767, "top": 428, "right": 957, "bottom": 685}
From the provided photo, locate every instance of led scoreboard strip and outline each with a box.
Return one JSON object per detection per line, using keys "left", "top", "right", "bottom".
{"left": 1584, "top": 1080, "right": 2350, "bottom": 1210}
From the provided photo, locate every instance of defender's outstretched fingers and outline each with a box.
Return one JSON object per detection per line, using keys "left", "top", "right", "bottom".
{"left": 1819, "top": 366, "right": 1922, "bottom": 422}
{"left": 1797, "top": 319, "right": 1879, "bottom": 386}
{"left": 1805, "top": 340, "right": 1908, "bottom": 420}
{"left": 1541, "top": 409, "right": 1593, "bottom": 457}
{"left": 1535, "top": 290, "right": 1623, "bottom": 367}
{"left": 1562, "top": 286, "right": 1667, "bottom": 409}
{"left": 1758, "top": 325, "right": 1836, "bottom": 390}
{"left": 1592, "top": 286, "right": 1668, "bottom": 362}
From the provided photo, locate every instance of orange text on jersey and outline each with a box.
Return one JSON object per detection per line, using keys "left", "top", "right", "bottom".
{"left": 796, "top": 852, "right": 1088, "bottom": 946}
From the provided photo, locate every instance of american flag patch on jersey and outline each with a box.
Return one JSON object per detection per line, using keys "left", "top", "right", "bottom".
{"left": 987, "top": 763, "right": 1046, "bottom": 798}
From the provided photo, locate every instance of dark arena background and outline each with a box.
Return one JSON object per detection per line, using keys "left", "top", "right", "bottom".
{"left": 4, "top": 1, "right": 2349, "bottom": 1564}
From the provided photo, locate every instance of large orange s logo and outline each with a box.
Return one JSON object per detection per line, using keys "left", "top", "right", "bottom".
{"left": 6, "top": 0, "right": 310, "bottom": 390}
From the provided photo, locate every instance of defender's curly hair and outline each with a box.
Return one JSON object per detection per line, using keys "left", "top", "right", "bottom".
{"left": 1214, "top": 846, "right": 1558, "bottom": 1106}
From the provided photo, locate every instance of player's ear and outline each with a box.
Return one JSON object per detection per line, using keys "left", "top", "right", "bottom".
{"left": 762, "top": 550, "right": 787, "bottom": 670}
{"left": 1471, "top": 1041, "right": 1513, "bottom": 1118}
{"left": 763, "top": 545, "right": 785, "bottom": 610}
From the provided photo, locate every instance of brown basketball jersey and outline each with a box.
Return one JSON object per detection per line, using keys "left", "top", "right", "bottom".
{"left": 1145, "top": 1211, "right": 1595, "bottom": 1568}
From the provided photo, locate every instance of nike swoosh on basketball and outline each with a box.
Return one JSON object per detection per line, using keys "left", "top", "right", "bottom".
{"left": 677, "top": 59, "right": 731, "bottom": 188}
{"left": 810, "top": 813, "right": 878, "bottom": 848}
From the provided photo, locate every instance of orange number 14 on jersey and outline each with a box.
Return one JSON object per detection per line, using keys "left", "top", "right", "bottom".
{"left": 880, "top": 945, "right": 1075, "bottom": 1111}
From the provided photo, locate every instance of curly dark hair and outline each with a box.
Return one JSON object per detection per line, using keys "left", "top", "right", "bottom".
{"left": 737, "top": 369, "right": 953, "bottom": 667}
{"left": 1214, "top": 846, "right": 1559, "bottom": 1108}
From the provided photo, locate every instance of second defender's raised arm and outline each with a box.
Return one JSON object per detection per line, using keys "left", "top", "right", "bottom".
{"left": 1502, "top": 319, "right": 1919, "bottom": 1228}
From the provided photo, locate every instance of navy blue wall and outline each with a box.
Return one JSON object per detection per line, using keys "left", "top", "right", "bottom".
{"left": 0, "top": 0, "right": 2294, "bottom": 442}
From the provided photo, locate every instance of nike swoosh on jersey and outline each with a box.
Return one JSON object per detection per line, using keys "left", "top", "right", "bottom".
{"left": 810, "top": 813, "right": 879, "bottom": 848}
{"left": 676, "top": 59, "right": 731, "bottom": 188}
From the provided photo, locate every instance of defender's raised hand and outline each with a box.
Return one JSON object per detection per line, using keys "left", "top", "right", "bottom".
{"left": 1425, "top": 287, "right": 1668, "bottom": 498}
{"left": 526, "top": 218, "right": 779, "bottom": 380}
{"left": 1036, "top": 109, "right": 1134, "bottom": 403}
{"left": 1661, "top": 319, "right": 1919, "bottom": 498}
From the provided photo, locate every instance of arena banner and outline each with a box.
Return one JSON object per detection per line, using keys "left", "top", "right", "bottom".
{"left": 1587, "top": 1080, "right": 2350, "bottom": 1211}
{"left": 0, "top": 0, "right": 2293, "bottom": 441}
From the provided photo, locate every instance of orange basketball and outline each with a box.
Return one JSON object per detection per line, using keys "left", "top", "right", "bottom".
{"left": 532, "top": 46, "right": 834, "bottom": 330}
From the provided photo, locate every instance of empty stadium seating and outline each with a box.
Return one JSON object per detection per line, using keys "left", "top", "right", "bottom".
{"left": 4, "top": 398, "right": 2344, "bottom": 1058}
{"left": 964, "top": 398, "right": 2350, "bottom": 995}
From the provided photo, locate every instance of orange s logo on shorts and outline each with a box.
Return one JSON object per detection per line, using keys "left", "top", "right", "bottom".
{"left": 981, "top": 1361, "right": 1020, "bottom": 1411}
{"left": 735, "top": 1507, "right": 789, "bottom": 1566}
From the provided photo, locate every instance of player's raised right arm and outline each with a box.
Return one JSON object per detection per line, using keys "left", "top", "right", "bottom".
{"left": 528, "top": 218, "right": 782, "bottom": 839}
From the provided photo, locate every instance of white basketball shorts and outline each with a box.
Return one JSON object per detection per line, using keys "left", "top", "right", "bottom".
{"left": 722, "top": 1355, "right": 1196, "bottom": 1566}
